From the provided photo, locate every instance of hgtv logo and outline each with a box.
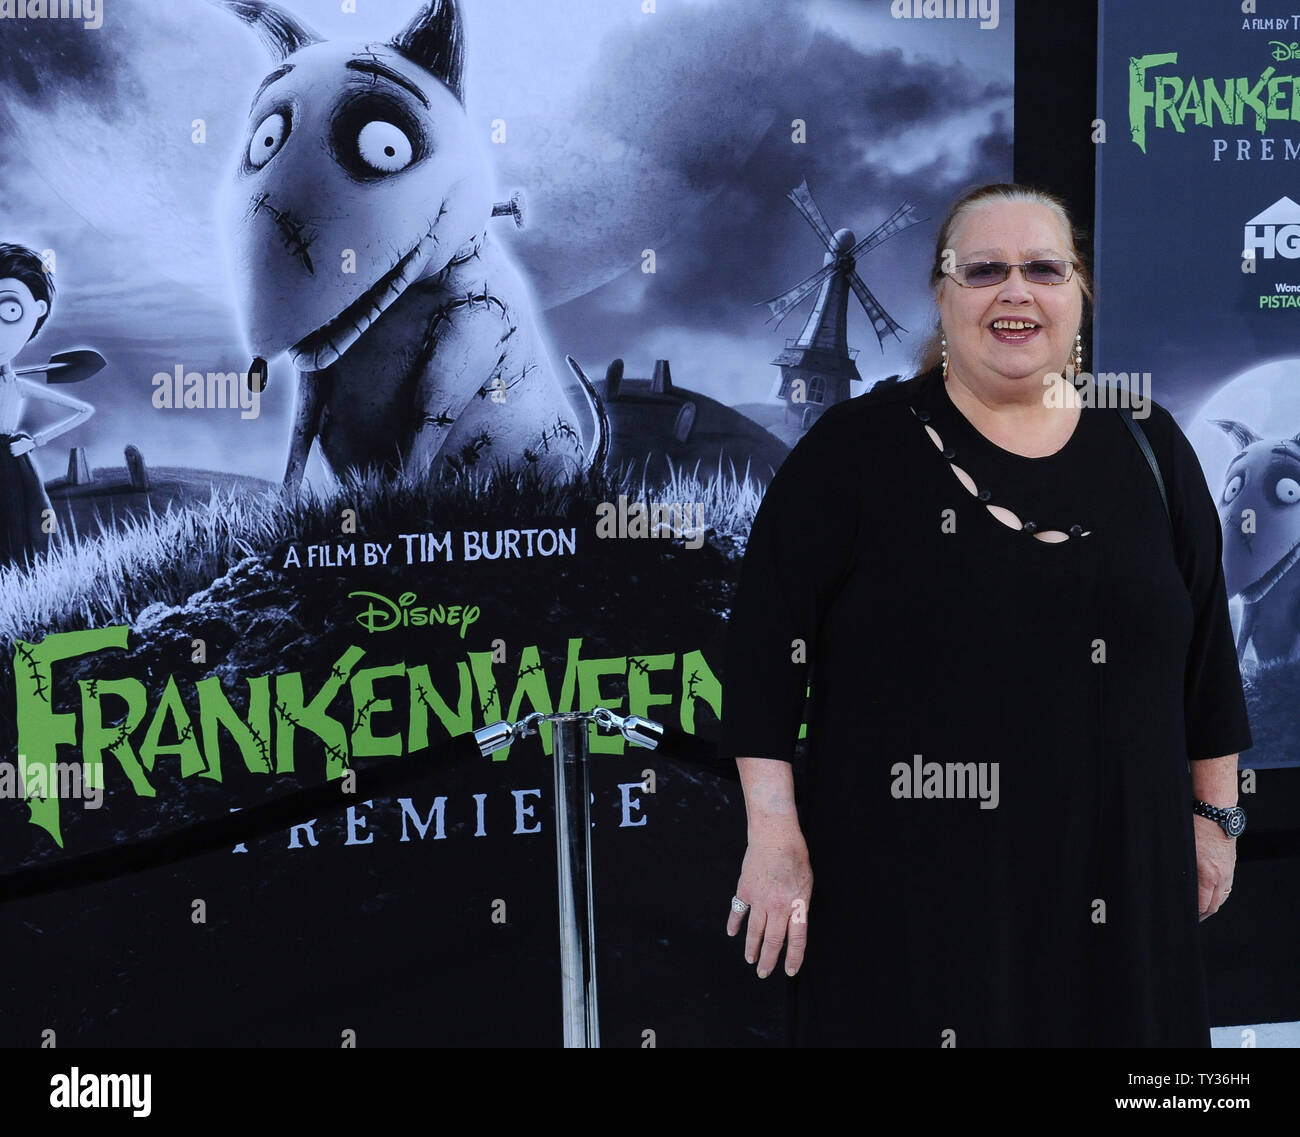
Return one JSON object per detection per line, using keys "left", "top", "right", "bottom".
{"left": 1244, "top": 196, "right": 1300, "bottom": 260}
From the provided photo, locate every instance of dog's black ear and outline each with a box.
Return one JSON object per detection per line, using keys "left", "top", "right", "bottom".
{"left": 1209, "top": 419, "right": 1261, "bottom": 451}
{"left": 389, "top": 0, "right": 466, "bottom": 103}
{"left": 215, "top": 0, "right": 322, "bottom": 62}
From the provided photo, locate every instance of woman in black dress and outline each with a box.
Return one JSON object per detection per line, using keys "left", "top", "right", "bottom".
{"left": 721, "top": 184, "right": 1252, "bottom": 1046}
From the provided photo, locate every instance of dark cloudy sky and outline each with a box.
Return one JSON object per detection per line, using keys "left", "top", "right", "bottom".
{"left": 0, "top": 0, "right": 1014, "bottom": 484}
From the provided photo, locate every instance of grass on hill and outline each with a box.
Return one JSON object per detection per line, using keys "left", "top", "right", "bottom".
{"left": 0, "top": 456, "right": 764, "bottom": 648}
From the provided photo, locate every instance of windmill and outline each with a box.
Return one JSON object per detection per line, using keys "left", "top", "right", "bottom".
{"left": 762, "top": 178, "right": 923, "bottom": 429}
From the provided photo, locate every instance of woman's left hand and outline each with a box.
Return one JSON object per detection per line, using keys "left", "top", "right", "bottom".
{"left": 1193, "top": 814, "right": 1236, "bottom": 921}
{"left": 8, "top": 432, "right": 34, "bottom": 457}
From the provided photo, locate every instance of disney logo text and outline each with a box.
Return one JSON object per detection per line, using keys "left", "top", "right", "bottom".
{"left": 349, "top": 591, "right": 481, "bottom": 637}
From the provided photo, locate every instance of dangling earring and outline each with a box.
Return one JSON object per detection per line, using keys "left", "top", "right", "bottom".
{"left": 1073, "top": 332, "right": 1084, "bottom": 376}
{"left": 940, "top": 335, "right": 948, "bottom": 380}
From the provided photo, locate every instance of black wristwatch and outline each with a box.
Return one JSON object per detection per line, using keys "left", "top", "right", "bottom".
{"left": 1193, "top": 800, "right": 1247, "bottom": 838}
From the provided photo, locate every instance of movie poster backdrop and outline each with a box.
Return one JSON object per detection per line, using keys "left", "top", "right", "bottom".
{"left": 0, "top": 0, "right": 1013, "bottom": 1045}
{"left": 1098, "top": 0, "right": 1300, "bottom": 770}
{"left": 1096, "top": 0, "right": 1300, "bottom": 1034}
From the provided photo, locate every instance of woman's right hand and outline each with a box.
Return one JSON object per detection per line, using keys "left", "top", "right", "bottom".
{"left": 727, "top": 819, "right": 813, "bottom": 978}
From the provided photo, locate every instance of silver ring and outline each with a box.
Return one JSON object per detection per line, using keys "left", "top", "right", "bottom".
{"left": 730, "top": 896, "right": 750, "bottom": 914}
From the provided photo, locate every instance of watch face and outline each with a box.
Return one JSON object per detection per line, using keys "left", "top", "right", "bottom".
{"left": 1226, "top": 809, "right": 1247, "bottom": 838}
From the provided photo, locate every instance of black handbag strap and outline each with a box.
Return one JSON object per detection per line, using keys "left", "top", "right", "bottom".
{"left": 1117, "top": 405, "right": 1172, "bottom": 532}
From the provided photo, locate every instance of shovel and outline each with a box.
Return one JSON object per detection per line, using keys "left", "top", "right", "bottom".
{"left": 14, "top": 348, "right": 107, "bottom": 384}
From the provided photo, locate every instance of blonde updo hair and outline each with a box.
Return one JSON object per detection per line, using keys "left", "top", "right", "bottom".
{"left": 917, "top": 183, "right": 1094, "bottom": 375}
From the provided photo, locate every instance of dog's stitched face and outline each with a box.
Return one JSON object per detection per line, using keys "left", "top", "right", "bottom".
{"left": 225, "top": 32, "right": 490, "bottom": 373}
{"left": 1215, "top": 423, "right": 1300, "bottom": 601}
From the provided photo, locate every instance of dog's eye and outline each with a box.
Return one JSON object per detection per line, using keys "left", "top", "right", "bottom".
{"left": 357, "top": 121, "right": 413, "bottom": 173}
{"left": 330, "top": 94, "right": 424, "bottom": 179}
{"left": 249, "top": 112, "right": 290, "bottom": 169}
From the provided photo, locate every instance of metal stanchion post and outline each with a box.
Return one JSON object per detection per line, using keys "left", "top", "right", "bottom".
{"left": 552, "top": 713, "right": 599, "bottom": 1048}
{"left": 478, "top": 707, "right": 665, "bottom": 1048}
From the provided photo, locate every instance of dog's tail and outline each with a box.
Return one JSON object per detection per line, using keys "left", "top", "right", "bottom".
{"left": 566, "top": 354, "right": 610, "bottom": 478}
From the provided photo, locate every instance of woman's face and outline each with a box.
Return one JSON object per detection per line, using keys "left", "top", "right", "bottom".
{"left": 937, "top": 200, "right": 1083, "bottom": 395}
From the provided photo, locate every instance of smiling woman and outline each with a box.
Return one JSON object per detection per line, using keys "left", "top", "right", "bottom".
{"left": 936, "top": 193, "right": 1086, "bottom": 457}
{"left": 722, "top": 183, "right": 1253, "bottom": 1047}
{"left": 926, "top": 185, "right": 1093, "bottom": 419}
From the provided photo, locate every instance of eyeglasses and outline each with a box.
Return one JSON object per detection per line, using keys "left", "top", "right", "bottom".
{"left": 946, "top": 260, "right": 1077, "bottom": 288}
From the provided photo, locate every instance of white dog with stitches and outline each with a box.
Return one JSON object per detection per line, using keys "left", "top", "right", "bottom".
{"left": 217, "top": 0, "right": 603, "bottom": 488}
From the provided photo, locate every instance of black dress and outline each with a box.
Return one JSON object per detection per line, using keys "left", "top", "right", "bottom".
{"left": 722, "top": 367, "right": 1253, "bottom": 1047}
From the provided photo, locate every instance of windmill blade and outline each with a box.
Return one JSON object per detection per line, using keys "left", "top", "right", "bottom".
{"left": 787, "top": 178, "right": 839, "bottom": 253}
{"left": 758, "top": 261, "right": 835, "bottom": 324}
{"left": 850, "top": 271, "right": 905, "bottom": 349}
{"left": 851, "top": 201, "right": 925, "bottom": 260}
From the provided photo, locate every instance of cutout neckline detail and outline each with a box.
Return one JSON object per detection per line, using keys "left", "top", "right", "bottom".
{"left": 908, "top": 371, "right": 1092, "bottom": 543}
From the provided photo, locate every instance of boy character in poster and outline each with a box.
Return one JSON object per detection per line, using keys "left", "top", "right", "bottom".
{"left": 0, "top": 243, "right": 94, "bottom": 567}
